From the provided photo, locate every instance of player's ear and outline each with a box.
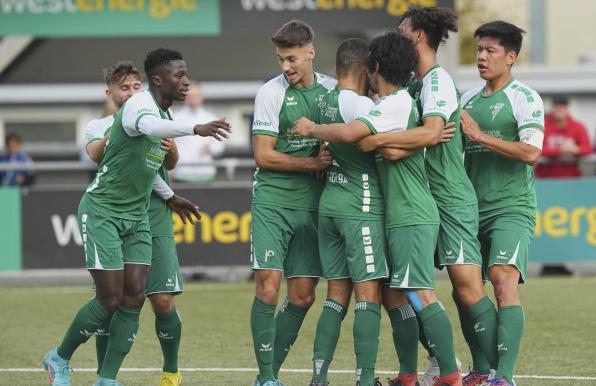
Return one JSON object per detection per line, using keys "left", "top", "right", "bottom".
{"left": 307, "top": 44, "right": 315, "bottom": 60}
{"left": 152, "top": 74, "right": 162, "bottom": 88}
{"left": 506, "top": 50, "right": 517, "bottom": 66}
{"left": 105, "top": 89, "right": 110, "bottom": 99}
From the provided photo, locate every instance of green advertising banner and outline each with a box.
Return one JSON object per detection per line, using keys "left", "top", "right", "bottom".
{"left": 532, "top": 179, "right": 596, "bottom": 262}
{"left": 0, "top": 0, "right": 220, "bottom": 37}
{"left": 0, "top": 187, "right": 21, "bottom": 271}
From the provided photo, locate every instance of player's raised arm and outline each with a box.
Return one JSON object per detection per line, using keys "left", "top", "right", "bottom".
{"left": 292, "top": 117, "right": 371, "bottom": 143}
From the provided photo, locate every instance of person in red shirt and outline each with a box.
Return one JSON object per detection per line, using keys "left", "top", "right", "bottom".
{"left": 535, "top": 95, "right": 593, "bottom": 177}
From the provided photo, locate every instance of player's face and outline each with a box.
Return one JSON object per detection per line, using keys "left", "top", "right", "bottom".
{"left": 275, "top": 44, "right": 315, "bottom": 87}
{"left": 398, "top": 17, "right": 419, "bottom": 46}
{"left": 476, "top": 37, "right": 517, "bottom": 81}
{"left": 160, "top": 60, "right": 191, "bottom": 101}
{"left": 106, "top": 75, "right": 142, "bottom": 108}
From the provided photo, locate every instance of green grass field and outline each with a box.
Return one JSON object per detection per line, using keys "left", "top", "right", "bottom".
{"left": 1, "top": 277, "right": 595, "bottom": 386}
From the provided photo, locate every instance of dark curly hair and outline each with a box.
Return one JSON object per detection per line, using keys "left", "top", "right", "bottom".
{"left": 368, "top": 32, "right": 418, "bottom": 87}
{"left": 336, "top": 38, "right": 369, "bottom": 79}
{"left": 144, "top": 48, "right": 184, "bottom": 79}
{"left": 400, "top": 7, "right": 458, "bottom": 51}
{"left": 475, "top": 20, "right": 525, "bottom": 55}
{"left": 103, "top": 61, "right": 142, "bottom": 86}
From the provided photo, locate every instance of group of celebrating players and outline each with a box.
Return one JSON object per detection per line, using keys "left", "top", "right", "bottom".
{"left": 41, "top": 5, "right": 545, "bottom": 386}
{"left": 249, "top": 7, "right": 544, "bottom": 386}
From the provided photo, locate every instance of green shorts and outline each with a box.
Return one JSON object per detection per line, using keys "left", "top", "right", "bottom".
{"left": 78, "top": 196, "right": 152, "bottom": 270}
{"left": 318, "top": 216, "right": 388, "bottom": 282}
{"left": 146, "top": 236, "right": 183, "bottom": 296}
{"left": 436, "top": 204, "right": 482, "bottom": 267}
{"left": 479, "top": 210, "right": 535, "bottom": 283}
{"left": 250, "top": 203, "right": 322, "bottom": 278}
{"left": 386, "top": 224, "right": 439, "bottom": 289}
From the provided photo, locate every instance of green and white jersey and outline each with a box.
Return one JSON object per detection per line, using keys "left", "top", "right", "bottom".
{"left": 85, "top": 115, "right": 112, "bottom": 145}
{"left": 357, "top": 88, "right": 439, "bottom": 228}
{"left": 85, "top": 90, "right": 192, "bottom": 220}
{"left": 462, "top": 78, "right": 545, "bottom": 216}
{"left": 252, "top": 72, "right": 336, "bottom": 210}
{"left": 316, "top": 88, "right": 382, "bottom": 220}
{"left": 408, "top": 65, "right": 477, "bottom": 208}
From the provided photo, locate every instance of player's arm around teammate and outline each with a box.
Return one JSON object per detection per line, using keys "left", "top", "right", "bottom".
{"left": 249, "top": 21, "right": 336, "bottom": 386}
{"left": 460, "top": 22, "right": 545, "bottom": 386}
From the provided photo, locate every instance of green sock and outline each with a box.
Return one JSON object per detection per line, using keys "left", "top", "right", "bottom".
{"left": 95, "top": 317, "right": 111, "bottom": 374}
{"left": 458, "top": 306, "right": 491, "bottom": 374}
{"left": 417, "top": 315, "right": 432, "bottom": 355}
{"left": 354, "top": 301, "right": 381, "bottom": 386}
{"left": 251, "top": 297, "right": 276, "bottom": 383}
{"left": 312, "top": 299, "right": 347, "bottom": 382}
{"left": 495, "top": 305, "right": 525, "bottom": 384}
{"left": 99, "top": 306, "right": 141, "bottom": 380}
{"left": 419, "top": 302, "right": 458, "bottom": 376}
{"left": 57, "top": 297, "right": 111, "bottom": 360}
{"left": 388, "top": 304, "right": 419, "bottom": 375}
{"left": 469, "top": 296, "right": 499, "bottom": 371}
{"left": 155, "top": 308, "right": 182, "bottom": 373}
{"left": 273, "top": 298, "right": 309, "bottom": 377}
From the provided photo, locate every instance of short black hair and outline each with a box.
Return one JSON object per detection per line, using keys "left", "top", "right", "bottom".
{"left": 5, "top": 133, "right": 21, "bottom": 147}
{"left": 475, "top": 20, "right": 525, "bottom": 55}
{"left": 400, "top": 7, "right": 458, "bottom": 51}
{"left": 103, "top": 61, "right": 142, "bottom": 86}
{"left": 368, "top": 32, "right": 418, "bottom": 87}
{"left": 552, "top": 95, "right": 569, "bottom": 106}
{"left": 271, "top": 20, "right": 314, "bottom": 48}
{"left": 335, "top": 38, "right": 369, "bottom": 79}
{"left": 144, "top": 48, "right": 184, "bottom": 79}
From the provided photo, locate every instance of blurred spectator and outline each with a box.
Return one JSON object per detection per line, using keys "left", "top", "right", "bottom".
{"left": 536, "top": 96, "right": 593, "bottom": 178}
{"left": 0, "top": 133, "right": 34, "bottom": 187}
{"left": 173, "top": 82, "right": 225, "bottom": 183}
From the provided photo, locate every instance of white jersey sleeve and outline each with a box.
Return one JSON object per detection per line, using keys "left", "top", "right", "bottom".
{"left": 338, "top": 91, "right": 374, "bottom": 123}
{"left": 460, "top": 86, "right": 483, "bottom": 108}
{"left": 251, "top": 76, "right": 286, "bottom": 137}
{"left": 505, "top": 81, "right": 545, "bottom": 150}
{"left": 122, "top": 91, "right": 194, "bottom": 138}
{"left": 152, "top": 175, "right": 174, "bottom": 200}
{"left": 315, "top": 72, "right": 338, "bottom": 91}
{"left": 421, "top": 67, "right": 458, "bottom": 122}
{"left": 85, "top": 115, "right": 114, "bottom": 145}
{"left": 356, "top": 90, "right": 413, "bottom": 134}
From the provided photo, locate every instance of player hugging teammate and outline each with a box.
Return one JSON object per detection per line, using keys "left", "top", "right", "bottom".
{"left": 250, "top": 8, "right": 543, "bottom": 386}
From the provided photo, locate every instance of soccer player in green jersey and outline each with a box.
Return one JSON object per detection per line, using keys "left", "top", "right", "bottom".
{"left": 360, "top": 8, "right": 496, "bottom": 386}
{"left": 43, "top": 49, "right": 230, "bottom": 386}
{"left": 85, "top": 61, "right": 200, "bottom": 386}
{"left": 459, "top": 21, "right": 544, "bottom": 386}
{"left": 249, "top": 20, "right": 336, "bottom": 386}
{"left": 294, "top": 32, "right": 461, "bottom": 386}
{"left": 296, "top": 38, "right": 388, "bottom": 386}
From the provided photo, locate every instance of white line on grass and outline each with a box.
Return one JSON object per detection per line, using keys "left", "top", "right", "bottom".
{"left": 3, "top": 368, "right": 596, "bottom": 381}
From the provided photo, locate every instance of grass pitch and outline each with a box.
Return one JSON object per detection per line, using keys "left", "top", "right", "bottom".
{"left": 0, "top": 277, "right": 595, "bottom": 385}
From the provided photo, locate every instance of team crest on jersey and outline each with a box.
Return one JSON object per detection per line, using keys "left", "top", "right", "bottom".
{"left": 490, "top": 103, "right": 505, "bottom": 122}
{"left": 369, "top": 109, "right": 382, "bottom": 117}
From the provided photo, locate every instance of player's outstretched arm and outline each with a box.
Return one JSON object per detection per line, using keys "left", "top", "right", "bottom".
{"left": 193, "top": 117, "right": 232, "bottom": 141}
{"left": 292, "top": 117, "right": 370, "bottom": 143}
{"left": 358, "top": 117, "right": 455, "bottom": 152}
{"left": 167, "top": 194, "right": 201, "bottom": 224}
{"left": 461, "top": 110, "right": 542, "bottom": 166}
{"left": 253, "top": 135, "right": 332, "bottom": 172}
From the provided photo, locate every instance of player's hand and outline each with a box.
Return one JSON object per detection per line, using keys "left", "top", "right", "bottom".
{"left": 160, "top": 138, "right": 177, "bottom": 153}
{"left": 292, "top": 117, "right": 316, "bottom": 137}
{"left": 461, "top": 110, "right": 483, "bottom": 142}
{"left": 313, "top": 148, "right": 332, "bottom": 170}
{"left": 356, "top": 135, "right": 379, "bottom": 152}
{"left": 194, "top": 117, "right": 231, "bottom": 141}
{"left": 440, "top": 122, "right": 457, "bottom": 143}
{"left": 167, "top": 194, "right": 201, "bottom": 224}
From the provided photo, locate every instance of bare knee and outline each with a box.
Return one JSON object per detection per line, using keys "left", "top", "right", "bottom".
{"left": 489, "top": 266, "right": 520, "bottom": 307}
{"left": 453, "top": 284, "right": 484, "bottom": 309}
{"left": 97, "top": 294, "right": 122, "bottom": 313}
{"left": 382, "top": 287, "right": 409, "bottom": 312}
{"left": 149, "top": 293, "right": 175, "bottom": 315}
{"left": 327, "top": 279, "right": 352, "bottom": 307}
{"left": 287, "top": 277, "right": 318, "bottom": 308}
{"left": 255, "top": 270, "right": 282, "bottom": 305}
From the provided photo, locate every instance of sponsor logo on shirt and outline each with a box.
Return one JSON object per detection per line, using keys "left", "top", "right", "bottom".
{"left": 369, "top": 109, "right": 382, "bottom": 117}
{"left": 253, "top": 119, "right": 272, "bottom": 127}
{"left": 431, "top": 71, "right": 439, "bottom": 92}
{"left": 436, "top": 100, "right": 447, "bottom": 108}
{"left": 532, "top": 110, "right": 543, "bottom": 118}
